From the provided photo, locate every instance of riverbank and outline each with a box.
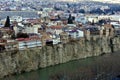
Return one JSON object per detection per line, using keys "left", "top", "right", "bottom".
{"left": 2, "top": 51, "right": 120, "bottom": 80}
{"left": 0, "top": 36, "right": 120, "bottom": 78}
{"left": 49, "top": 51, "right": 120, "bottom": 80}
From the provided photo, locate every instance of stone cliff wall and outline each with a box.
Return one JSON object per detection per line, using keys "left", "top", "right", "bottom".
{"left": 0, "top": 36, "right": 120, "bottom": 78}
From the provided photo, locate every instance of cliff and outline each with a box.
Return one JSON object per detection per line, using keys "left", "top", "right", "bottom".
{"left": 0, "top": 36, "right": 120, "bottom": 78}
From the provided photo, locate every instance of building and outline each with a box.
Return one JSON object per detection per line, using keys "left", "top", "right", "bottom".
{"left": 68, "top": 29, "right": 84, "bottom": 39}
{"left": 46, "top": 25, "right": 63, "bottom": 34}
{"left": 60, "top": 32, "right": 69, "bottom": 43}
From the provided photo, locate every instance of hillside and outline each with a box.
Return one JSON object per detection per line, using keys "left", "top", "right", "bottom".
{"left": 53, "top": 0, "right": 120, "bottom": 4}
{"left": 91, "top": 0, "right": 120, "bottom": 4}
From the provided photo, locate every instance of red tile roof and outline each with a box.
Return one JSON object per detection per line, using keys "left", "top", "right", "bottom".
{"left": 16, "top": 38, "right": 25, "bottom": 41}
{"left": 26, "top": 19, "right": 40, "bottom": 24}
{"left": 16, "top": 37, "right": 40, "bottom": 42}
{"left": 50, "top": 25, "right": 62, "bottom": 29}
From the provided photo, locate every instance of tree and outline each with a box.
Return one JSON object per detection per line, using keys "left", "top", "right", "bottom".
{"left": 0, "top": 31, "right": 3, "bottom": 38}
{"left": 4, "top": 16, "right": 10, "bottom": 28}
{"left": 79, "top": 9, "right": 85, "bottom": 13}
{"left": 16, "top": 33, "right": 29, "bottom": 38}
{"left": 68, "top": 14, "right": 73, "bottom": 24}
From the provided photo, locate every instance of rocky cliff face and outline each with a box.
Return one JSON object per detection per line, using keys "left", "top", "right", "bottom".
{"left": 0, "top": 36, "right": 120, "bottom": 78}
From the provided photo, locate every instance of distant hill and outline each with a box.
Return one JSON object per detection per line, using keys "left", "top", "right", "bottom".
{"left": 91, "top": 0, "right": 120, "bottom": 4}
{"left": 2, "top": 0, "right": 120, "bottom": 4}
{"left": 52, "top": 0, "right": 120, "bottom": 4}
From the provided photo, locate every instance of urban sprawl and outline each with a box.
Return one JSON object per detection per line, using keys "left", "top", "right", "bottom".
{"left": 0, "top": 0, "right": 120, "bottom": 51}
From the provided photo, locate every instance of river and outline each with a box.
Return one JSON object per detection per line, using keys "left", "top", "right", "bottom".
{"left": 0, "top": 11, "right": 39, "bottom": 19}
{"left": 1, "top": 51, "right": 120, "bottom": 80}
